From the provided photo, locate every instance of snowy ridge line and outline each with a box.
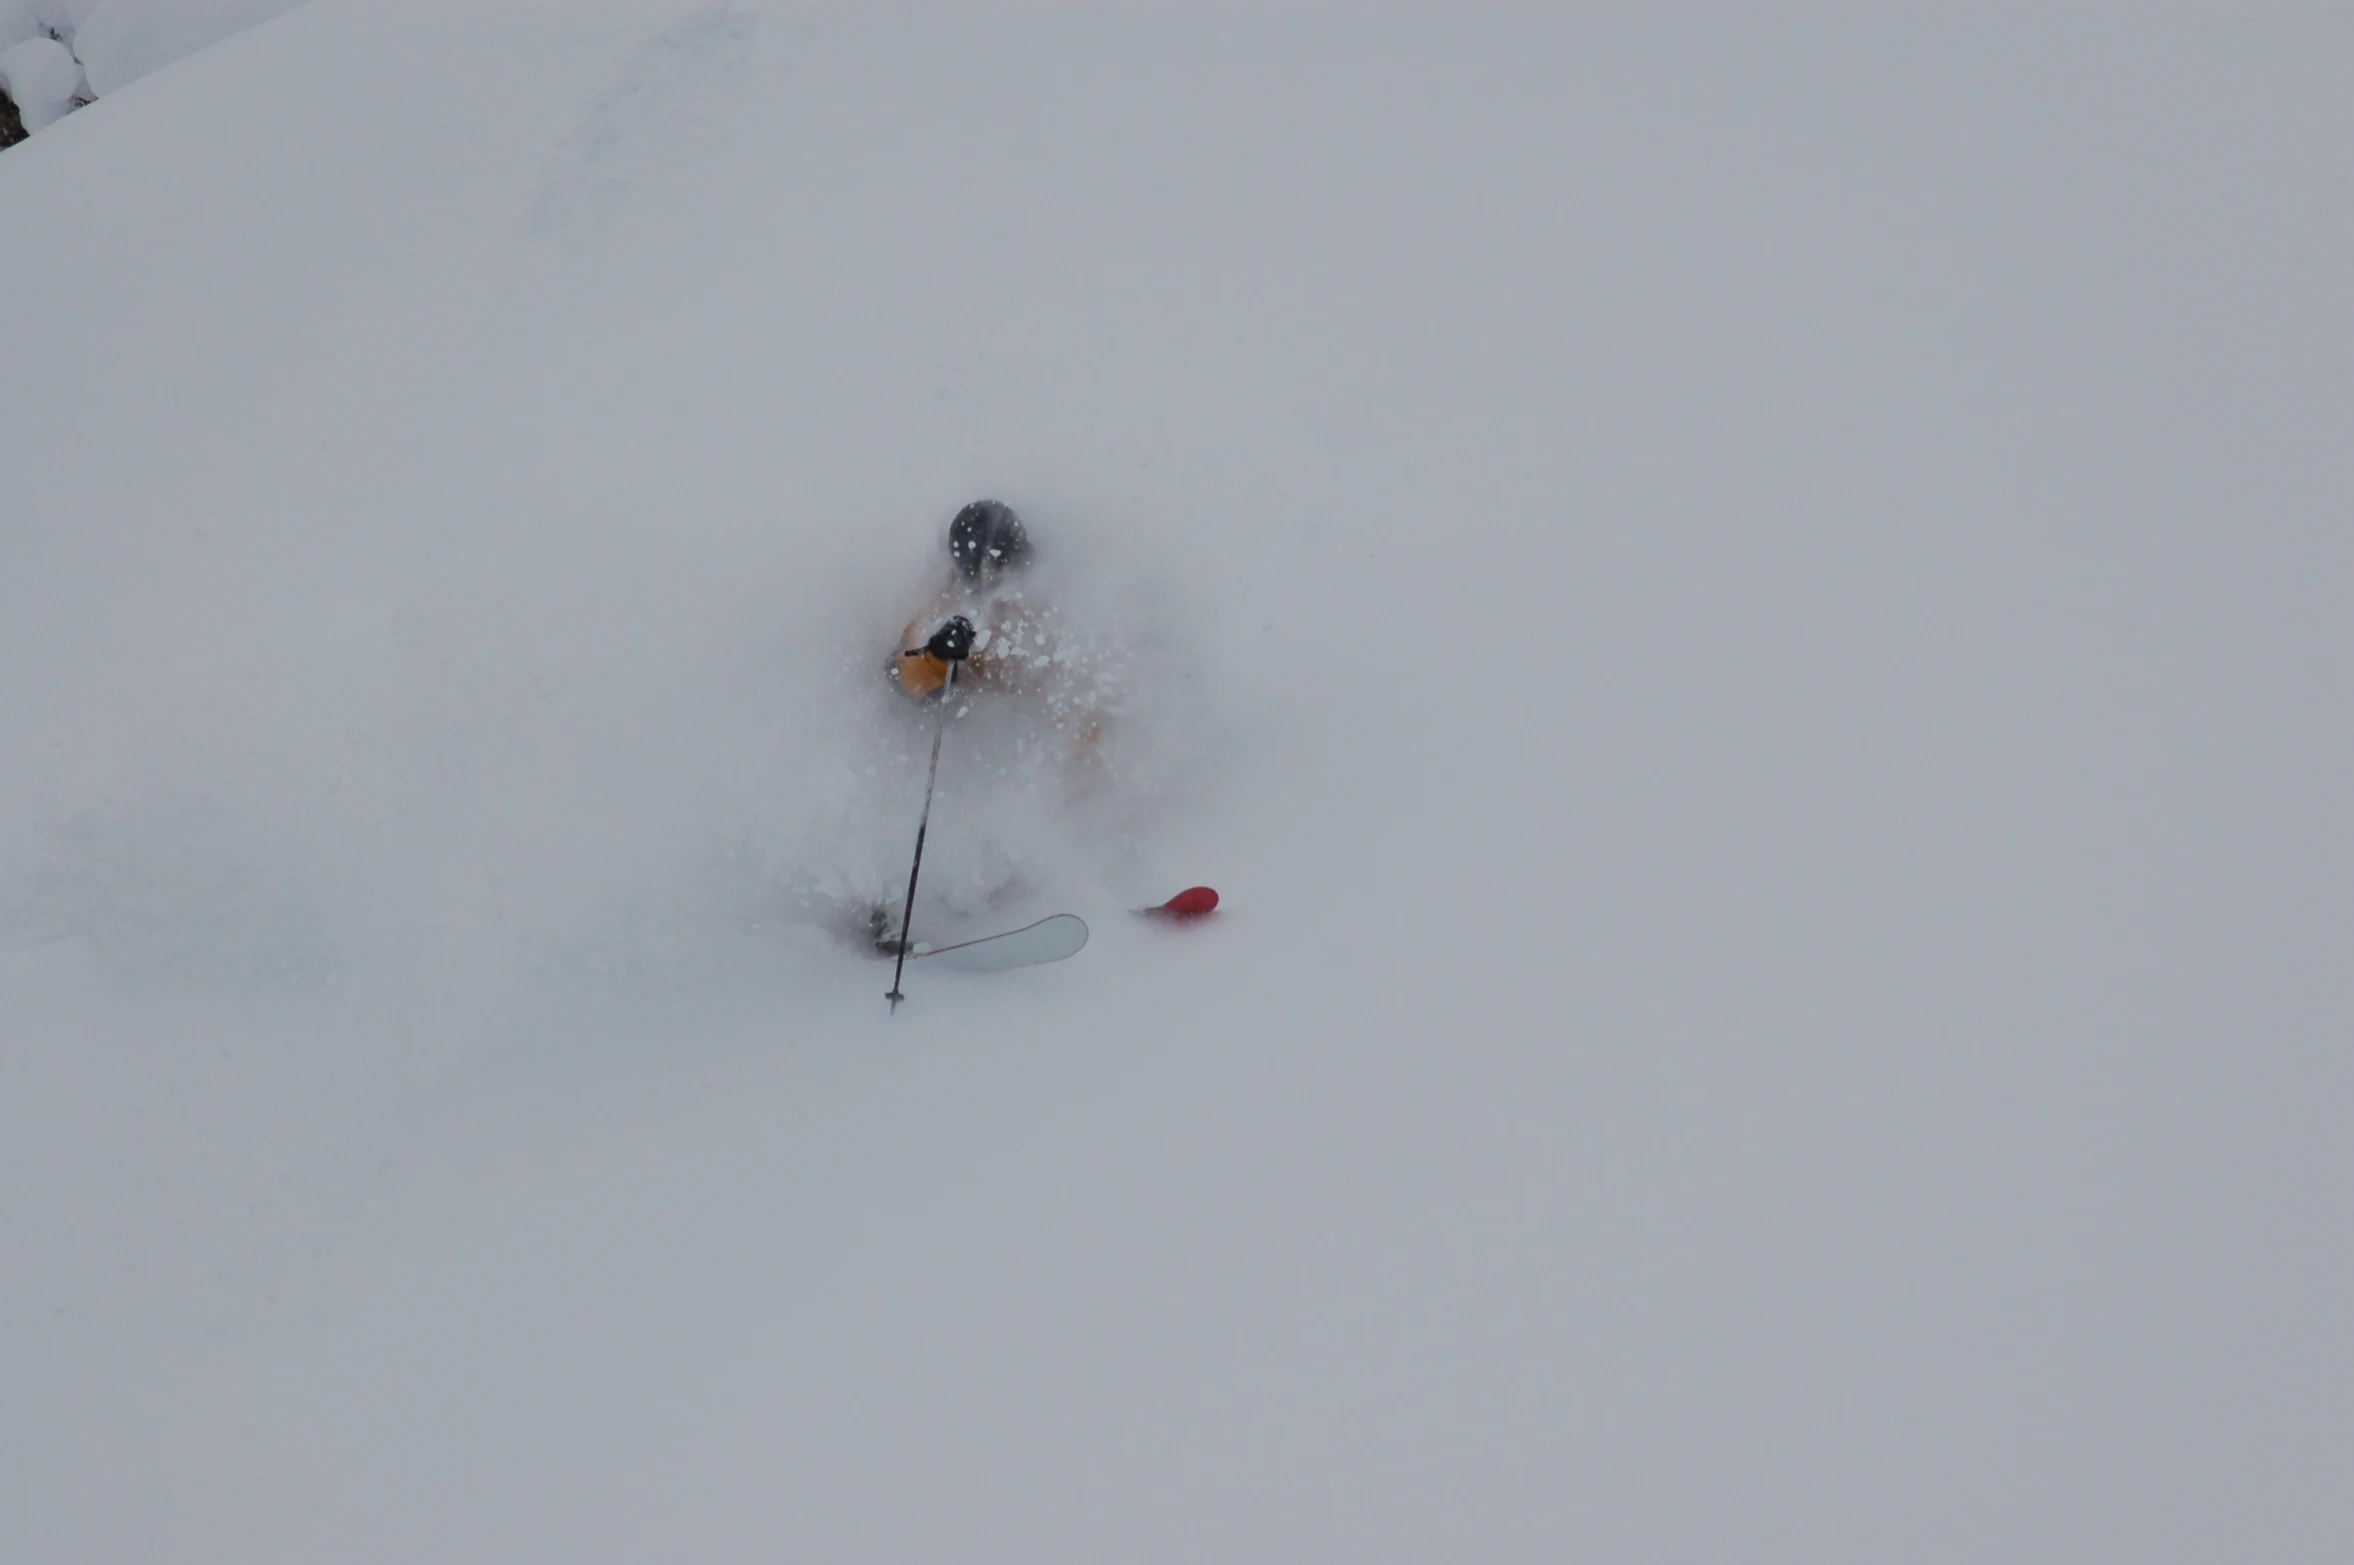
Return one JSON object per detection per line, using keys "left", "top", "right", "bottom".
{"left": 1, "top": 0, "right": 306, "bottom": 140}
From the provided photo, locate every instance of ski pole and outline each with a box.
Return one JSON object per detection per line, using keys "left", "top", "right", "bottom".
{"left": 886, "top": 657, "right": 959, "bottom": 1012}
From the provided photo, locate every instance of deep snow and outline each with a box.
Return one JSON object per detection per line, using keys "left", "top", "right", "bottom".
{"left": 3, "top": 2, "right": 2349, "bottom": 1560}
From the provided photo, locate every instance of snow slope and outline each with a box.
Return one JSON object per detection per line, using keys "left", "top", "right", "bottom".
{"left": 3, "top": 3, "right": 2349, "bottom": 1559}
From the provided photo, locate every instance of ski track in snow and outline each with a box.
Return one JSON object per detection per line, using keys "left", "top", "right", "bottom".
{"left": 529, "top": 3, "right": 757, "bottom": 242}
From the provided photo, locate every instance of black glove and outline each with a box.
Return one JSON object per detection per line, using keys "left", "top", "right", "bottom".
{"left": 924, "top": 615, "right": 975, "bottom": 662}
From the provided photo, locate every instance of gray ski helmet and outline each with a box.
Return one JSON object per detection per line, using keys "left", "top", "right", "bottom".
{"left": 948, "top": 499, "right": 1029, "bottom": 578}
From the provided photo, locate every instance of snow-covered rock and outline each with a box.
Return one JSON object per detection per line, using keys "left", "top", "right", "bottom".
{"left": 0, "top": 0, "right": 303, "bottom": 140}
{"left": 0, "top": 34, "right": 80, "bottom": 130}
{"left": 71, "top": 0, "right": 304, "bottom": 97}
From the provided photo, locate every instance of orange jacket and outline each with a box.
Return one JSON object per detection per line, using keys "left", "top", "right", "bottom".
{"left": 890, "top": 577, "right": 1111, "bottom": 777}
{"left": 891, "top": 636, "right": 958, "bottom": 697}
{"left": 888, "top": 580, "right": 1057, "bottom": 699}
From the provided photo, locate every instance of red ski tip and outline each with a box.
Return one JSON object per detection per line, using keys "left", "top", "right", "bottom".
{"left": 1146, "top": 886, "right": 1220, "bottom": 918}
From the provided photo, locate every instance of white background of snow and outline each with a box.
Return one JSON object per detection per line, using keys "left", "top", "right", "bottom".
{"left": 18, "top": 0, "right": 105, "bottom": 40}
{"left": 0, "top": 1, "right": 49, "bottom": 53}
{"left": 1, "top": 0, "right": 105, "bottom": 57}
{"left": 2, "top": 2, "right": 2348, "bottom": 1560}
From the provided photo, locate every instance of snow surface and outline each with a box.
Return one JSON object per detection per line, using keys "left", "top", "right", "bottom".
{"left": 0, "top": 2, "right": 49, "bottom": 55}
{"left": 71, "top": 0, "right": 308, "bottom": 97}
{"left": 3, "top": 2, "right": 2349, "bottom": 1559}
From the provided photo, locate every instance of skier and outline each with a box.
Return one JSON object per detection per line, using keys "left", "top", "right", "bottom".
{"left": 890, "top": 500, "right": 1112, "bottom": 750}
{"left": 890, "top": 498, "right": 1044, "bottom": 698}
{"left": 861, "top": 499, "right": 1212, "bottom": 966}
{"left": 869, "top": 500, "right": 1116, "bottom": 931}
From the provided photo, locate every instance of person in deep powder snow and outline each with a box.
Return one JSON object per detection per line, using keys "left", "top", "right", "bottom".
{"left": 859, "top": 500, "right": 1117, "bottom": 953}
{"left": 888, "top": 499, "right": 1109, "bottom": 762}
{"left": 892, "top": 500, "right": 1034, "bottom": 693}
